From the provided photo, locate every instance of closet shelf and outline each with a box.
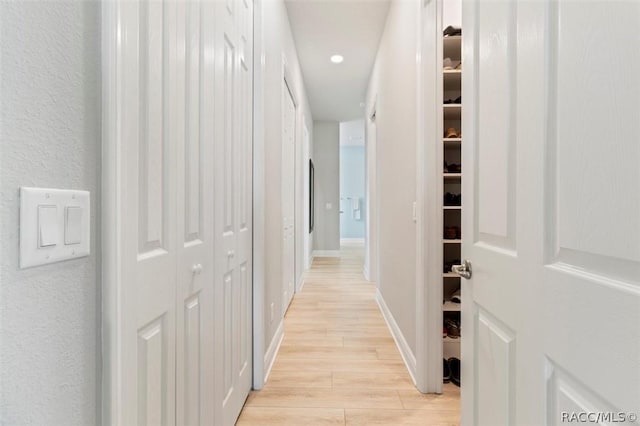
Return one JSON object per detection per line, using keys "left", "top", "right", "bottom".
{"left": 443, "top": 301, "right": 462, "bottom": 312}
{"left": 443, "top": 336, "right": 461, "bottom": 343}
{"left": 443, "top": 272, "right": 459, "bottom": 277}
{"left": 443, "top": 206, "right": 462, "bottom": 210}
{"left": 443, "top": 173, "right": 462, "bottom": 179}
{"left": 443, "top": 239, "right": 461, "bottom": 244}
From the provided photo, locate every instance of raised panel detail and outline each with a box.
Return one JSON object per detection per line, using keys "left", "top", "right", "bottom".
{"left": 475, "top": 308, "right": 516, "bottom": 426}
{"left": 545, "top": 2, "right": 640, "bottom": 282}
{"left": 475, "top": 0, "right": 517, "bottom": 250}
{"left": 223, "top": 36, "right": 235, "bottom": 234}
{"left": 139, "top": 0, "right": 167, "bottom": 254}
{"left": 184, "top": 294, "right": 201, "bottom": 425}
{"left": 223, "top": 273, "right": 233, "bottom": 402}
{"left": 239, "top": 58, "right": 250, "bottom": 231}
{"left": 185, "top": 0, "right": 203, "bottom": 244}
{"left": 240, "top": 263, "right": 249, "bottom": 374}
{"left": 138, "top": 316, "right": 167, "bottom": 426}
{"left": 545, "top": 359, "right": 625, "bottom": 426}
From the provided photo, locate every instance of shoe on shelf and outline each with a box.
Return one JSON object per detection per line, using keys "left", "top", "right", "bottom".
{"left": 454, "top": 62, "right": 462, "bottom": 70}
{"left": 443, "top": 358, "right": 451, "bottom": 383}
{"left": 454, "top": 96, "right": 462, "bottom": 104}
{"left": 443, "top": 25, "right": 462, "bottom": 37}
{"left": 444, "top": 227, "right": 457, "bottom": 240}
{"left": 446, "top": 163, "right": 461, "bottom": 173}
{"left": 448, "top": 357, "right": 461, "bottom": 387}
{"left": 444, "top": 127, "right": 459, "bottom": 138}
{"left": 444, "top": 57, "right": 454, "bottom": 70}
{"left": 451, "top": 288, "right": 461, "bottom": 303}
{"left": 444, "top": 318, "right": 460, "bottom": 338}
{"left": 444, "top": 98, "right": 454, "bottom": 104}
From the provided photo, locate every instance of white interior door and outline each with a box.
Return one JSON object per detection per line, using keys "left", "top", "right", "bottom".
{"left": 214, "top": 0, "right": 254, "bottom": 424}
{"left": 462, "top": 1, "right": 640, "bottom": 425}
{"left": 175, "top": 1, "right": 215, "bottom": 425}
{"left": 282, "top": 81, "right": 296, "bottom": 311}
{"left": 116, "top": 2, "right": 178, "bottom": 424}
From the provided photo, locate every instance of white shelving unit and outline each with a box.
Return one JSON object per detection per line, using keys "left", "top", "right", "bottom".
{"left": 442, "top": 27, "right": 462, "bottom": 365}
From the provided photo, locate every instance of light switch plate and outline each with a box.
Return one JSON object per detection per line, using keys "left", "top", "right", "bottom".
{"left": 20, "top": 187, "right": 90, "bottom": 269}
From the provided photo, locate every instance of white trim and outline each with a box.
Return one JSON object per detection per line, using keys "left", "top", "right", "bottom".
{"left": 263, "top": 320, "right": 284, "bottom": 383}
{"left": 312, "top": 250, "right": 341, "bottom": 258}
{"left": 340, "top": 238, "right": 365, "bottom": 244}
{"left": 363, "top": 265, "right": 370, "bottom": 281}
{"left": 101, "top": 0, "right": 123, "bottom": 423}
{"left": 252, "top": 0, "right": 266, "bottom": 391}
{"left": 296, "top": 275, "right": 306, "bottom": 293}
{"left": 415, "top": 0, "right": 445, "bottom": 394}
{"left": 376, "top": 290, "right": 417, "bottom": 385}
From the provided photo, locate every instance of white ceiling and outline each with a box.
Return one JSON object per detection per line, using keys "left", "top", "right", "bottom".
{"left": 285, "top": 0, "right": 391, "bottom": 122}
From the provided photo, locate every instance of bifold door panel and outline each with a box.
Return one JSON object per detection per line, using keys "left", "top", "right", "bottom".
{"left": 107, "top": 1, "right": 253, "bottom": 425}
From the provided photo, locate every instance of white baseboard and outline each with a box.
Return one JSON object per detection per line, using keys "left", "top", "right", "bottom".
{"left": 263, "top": 320, "right": 284, "bottom": 383}
{"left": 296, "top": 275, "right": 306, "bottom": 293}
{"left": 340, "top": 238, "right": 365, "bottom": 244}
{"left": 376, "top": 289, "right": 417, "bottom": 386}
{"left": 312, "top": 250, "right": 340, "bottom": 258}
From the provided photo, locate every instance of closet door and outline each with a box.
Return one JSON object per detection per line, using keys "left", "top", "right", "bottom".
{"left": 175, "top": 1, "right": 216, "bottom": 425}
{"left": 213, "top": 0, "right": 254, "bottom": 424}
{"left": 118, "top": 1, "right": 178, "bottom": 424}
{"left": 282, "top": 81, "right": 297, "bottom": 311}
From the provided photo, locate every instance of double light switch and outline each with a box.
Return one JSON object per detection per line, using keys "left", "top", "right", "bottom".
{"left": 20, "top": 187, "right": 90, "bottom": 269}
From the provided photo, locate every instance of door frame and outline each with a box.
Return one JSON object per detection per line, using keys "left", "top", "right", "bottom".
{"left": 364, "top": 101, "right": 378, "bottom": 284}
{"left": 282, "top": 56, "right": 299, "bottom": 314}
{"left": 415, "top": 0, "right": 445, "bottom": 393}
{"left": 101, "top": 0, "right": 125, "bottom": 422}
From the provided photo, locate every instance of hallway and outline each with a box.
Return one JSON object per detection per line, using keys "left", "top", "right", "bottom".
{"left": 237, "top": 245, "right": 460, "bottom": 425}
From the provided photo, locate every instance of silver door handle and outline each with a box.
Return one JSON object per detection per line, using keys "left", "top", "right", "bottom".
{"left": 452, "top": 259, "right": 472, "bottom": 279}
{"left": 192, "top": 264, "right": 203, "bottom": 274}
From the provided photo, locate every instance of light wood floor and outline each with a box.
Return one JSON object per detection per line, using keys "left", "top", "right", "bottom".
{"left": 237, "top": 243, "right": 460, "bottom": 425}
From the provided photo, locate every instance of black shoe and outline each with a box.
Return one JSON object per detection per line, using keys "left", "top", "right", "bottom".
{"left": 448, "top": 357, "right": 461, "bottom": 387}
{"left": 443, "top": 358, "right": 451, "bottom": 383}
{"left": 443, "top": 26, "right": 462, "bottom": 37}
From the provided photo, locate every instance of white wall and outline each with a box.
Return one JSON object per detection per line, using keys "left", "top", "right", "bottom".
{"left": 339, "top": 119, "right": 365, "bottom": 146}
{"left": 366, "top": 0, "right": 420, "bottom": 354}
{"left": 313, "top": 121, "right": 341, "bottom": 252}
{"left": 0, "top": 2, "right": 101, "bottom": 424}
{"left": 256, "top": 0, "right": 314, "bottom": 370}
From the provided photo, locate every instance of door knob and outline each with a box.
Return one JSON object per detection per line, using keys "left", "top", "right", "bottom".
{"left": 452, "top": 259, "right": 472, "bottom": 279}
{"left": 227, "top": 250, "right": 235, "bottom": 258}
{"left": 192, "top": 264, "right": 203, "bottom": 274}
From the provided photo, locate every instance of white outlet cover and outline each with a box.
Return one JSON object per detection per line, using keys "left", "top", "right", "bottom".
{"left": 20, "top": 187, "right": 90, "bottom": 269}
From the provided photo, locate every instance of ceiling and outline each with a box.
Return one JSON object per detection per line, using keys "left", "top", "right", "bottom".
{"left": 285, "top": 0, "right": 391, "bottom": 122}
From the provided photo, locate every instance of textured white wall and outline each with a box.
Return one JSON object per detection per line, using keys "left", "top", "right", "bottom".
{"left": 366, "top": 0, "right": 419, "bottom": 353}
{"left": 313, "top": 121, "right": 341, "bottom": 251}
{"left": 258, "top": 0, "right": 314, "bottom": 358}
{"left": 0, "top": 3, "right": 101, "bottom": 424}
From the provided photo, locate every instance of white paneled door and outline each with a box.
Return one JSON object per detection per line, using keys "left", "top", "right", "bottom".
{"left": 107, "top": 0, "right": 253, "bottom": 425}
{"left": 461, "top": 1, "right": 640, "bottom": 425}
{"left": 214, "top": 0, "right": 254, "bottom": 424}
{"left": 282, "top": 81, "right": 297, "bottom": 312}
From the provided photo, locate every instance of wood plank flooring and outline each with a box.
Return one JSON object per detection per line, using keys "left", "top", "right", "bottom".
{"left": 237, "top": 244, "right": 460, "bottom": 425}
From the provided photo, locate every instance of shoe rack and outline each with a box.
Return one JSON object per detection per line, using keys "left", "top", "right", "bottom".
{"left": 442, "top": 29, "right": 462, "bottom": 364}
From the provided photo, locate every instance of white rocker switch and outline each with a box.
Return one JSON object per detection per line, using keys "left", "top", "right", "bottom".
{"left": 20, "top": 187, "right": 90, "bottom": 269}
{"left": 38, "top": 205, "right": 58, "bottom": 248}
{"left": 65, "top": 206, "right": 82, "bottom": 245}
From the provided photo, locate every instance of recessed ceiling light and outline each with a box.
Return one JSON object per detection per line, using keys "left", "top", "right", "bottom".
{"left": 330, "top": 55, "right": 344, "bottom": 64}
